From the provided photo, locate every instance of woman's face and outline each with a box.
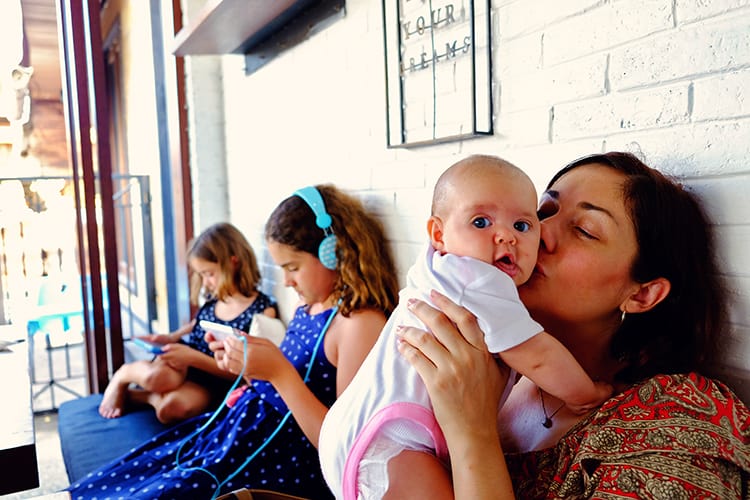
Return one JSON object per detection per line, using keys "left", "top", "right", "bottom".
{"left": 518, "top": 163, "right": 640, "bottom": 332}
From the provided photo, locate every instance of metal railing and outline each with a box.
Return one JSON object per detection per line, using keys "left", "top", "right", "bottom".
{"left": 0, "top": 174, "right": 156, "bottom": 412}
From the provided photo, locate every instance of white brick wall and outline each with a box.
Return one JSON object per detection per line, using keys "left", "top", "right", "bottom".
{"left": 185, "top": 0, "right": 750, "bottom": 401}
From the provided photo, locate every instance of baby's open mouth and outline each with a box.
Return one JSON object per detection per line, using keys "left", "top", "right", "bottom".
{"left": 495, "top": 254, "right": 517, "bottom": 276}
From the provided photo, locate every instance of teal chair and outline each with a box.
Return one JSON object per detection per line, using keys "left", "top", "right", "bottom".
{"left": 26, "top": 277, "right": 85, "bottom": 411}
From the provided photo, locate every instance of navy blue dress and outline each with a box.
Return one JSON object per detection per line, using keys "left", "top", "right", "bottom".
{"left": 67, "top": 305, "right": 337, "bottom": 499}
{"left": 186, "top": 292, "right": 277, "bottom": 355}
{"left": 183, "top": 292, "right": 276, "bottom": 402}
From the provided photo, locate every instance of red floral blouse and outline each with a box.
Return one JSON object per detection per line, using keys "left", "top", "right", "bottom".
{"left": 505, "top": 373, "right": 750, "bottom": 499}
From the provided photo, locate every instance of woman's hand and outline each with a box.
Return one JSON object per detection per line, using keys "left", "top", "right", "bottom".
{"left": 397, "top": 291, "right": 507, "bottom": 440}
{"left": 218, "top": 334, "right": 291, "bottom": 384}
{"left": 396, "top": 290, "right": 515, "bottom": 499}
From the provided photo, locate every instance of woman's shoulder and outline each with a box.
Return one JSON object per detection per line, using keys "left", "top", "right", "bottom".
{"left": 607, "top": 373, "right": 750, "bottom": 422}
{"left": 578, "top": 372, "right": 750, "bottom": 463}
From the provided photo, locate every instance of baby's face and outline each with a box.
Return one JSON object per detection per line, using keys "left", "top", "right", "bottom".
{"left": 434, "top": 168, "right": 540, "bottom": 286}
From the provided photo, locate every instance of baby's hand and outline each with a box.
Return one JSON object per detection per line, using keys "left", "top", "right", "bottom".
{"left": 566, "top": 381, "right": 614, "bottom": 415}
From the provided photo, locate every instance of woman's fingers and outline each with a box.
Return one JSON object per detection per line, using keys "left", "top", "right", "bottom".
{"left": 427, "top": 290, "right": 488, "bottom": 351}
{"left": 396, "top": 326, "right": 438, "bottom": 372}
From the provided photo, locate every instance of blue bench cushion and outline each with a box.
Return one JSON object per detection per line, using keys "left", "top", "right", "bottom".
{"left": 58, "top": 394, "right": 171, "bottom": 483}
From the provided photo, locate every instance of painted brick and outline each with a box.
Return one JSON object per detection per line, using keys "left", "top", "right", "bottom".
{"left": 693, "top": 69, "right": 750, "bottom": 121}
{"left": 544, "top": 0, "right": 673, "bottom": 66}
{"left": 372, "top": 159, "right": 426, "bottom": 190}
{"left": 610, "top": 14, "right": 750, "bottom": 90}
{"left": 496, "top": 33, "right": 542, "bottom": 76}
{"left": 676, "top": 0, "right": 750, "bottom": 24}
{"left": 713, "top": 365, "right": 750, "bottom": 406}
{"left": 495, "top": 106, "right": 552, "bottom": 146}
{"left": 501, "top": 139, "right": 605, "bottom": 189}
{"left": 497, "top": 0, "right": 600, "bottom": 40}
{"left": 714, "top": 325, "right": 750, "bottom": 370}
{"left": 554, "top": 84, "right": 690, "bottom": 140}
{"left": 713, "top": 224, "right": 750, "bottom": 277}
{"left": 688, "top": 175, "right": 750, "bottom": 225}
{"left": 727, "top": 276, "right": 750, "bottom": 328}
{"left": 605, "top": 119, "right": 750, "bottom": 177}
{"left": 500, "top": 53, "right": 607, "bottom": 112}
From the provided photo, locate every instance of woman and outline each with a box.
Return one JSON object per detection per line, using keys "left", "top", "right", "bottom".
{"left": 66, "top": 185, "right": 400, "bottom": 500}
{"left": 394, "top": 152, "right": 750, "bottom": 498}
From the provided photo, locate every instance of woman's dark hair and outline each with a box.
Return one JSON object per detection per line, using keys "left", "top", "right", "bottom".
{"left": 549, "top": 152, "right": 727, "bottom": 383}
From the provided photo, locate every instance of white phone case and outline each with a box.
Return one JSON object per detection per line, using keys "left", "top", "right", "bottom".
{"left": 199, "top": 320, "right": 236, "bottom": 341}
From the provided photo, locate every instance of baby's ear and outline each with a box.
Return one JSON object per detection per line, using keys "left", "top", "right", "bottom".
{"left": 427, "top": 216, "right": 446, "bottom": 251}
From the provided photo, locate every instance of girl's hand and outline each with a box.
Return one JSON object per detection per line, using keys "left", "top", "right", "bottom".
{"left": 158, "top": 342, "right": 193, "bottom": 370}
{"left": 396, "top": 291, "right": 508, "bottom": 442}
{"left": 218, "top": 334, "right": 291, "bottom": 384}
{"left": 139, "top": 333, "right": 173, "bottom": 345}
{"left": 205, "top": 331, "right": 227, "bottom": 364}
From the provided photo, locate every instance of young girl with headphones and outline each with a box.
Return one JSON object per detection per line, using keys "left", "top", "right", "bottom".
{"left": 65, "top": 185, "right": 400, "bottom": 500}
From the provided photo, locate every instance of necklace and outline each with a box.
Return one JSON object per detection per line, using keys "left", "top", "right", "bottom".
{"left": 538, "top": 387, "right": 566, "bottom": 428}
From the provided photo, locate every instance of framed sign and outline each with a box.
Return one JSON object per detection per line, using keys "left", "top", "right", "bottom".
{"left": 382, "top": 0, "right": 492, "bottom": 147}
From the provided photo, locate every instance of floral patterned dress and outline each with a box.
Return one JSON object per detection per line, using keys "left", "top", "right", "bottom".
{"left": 67, "top": 305, "right": 337, "bottom": 500}
{"left": 506, "top": 373, "right": 750, "bottom": 499}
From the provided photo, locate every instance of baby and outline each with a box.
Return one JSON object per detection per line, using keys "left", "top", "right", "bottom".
{"left": 318, "top": 154, "right": 611, "bottom": 499}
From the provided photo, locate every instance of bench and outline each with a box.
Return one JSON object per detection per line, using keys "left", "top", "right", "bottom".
{"left": 57, "top": 313, "right": 291, "bottom": 483}
{"left": 57, "top": 393, "right": 171, "bottom": 483}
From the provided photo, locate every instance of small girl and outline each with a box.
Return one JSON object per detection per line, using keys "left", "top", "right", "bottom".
{"left": 98, "top": 222, "right": 277, "bottom": 423}
{"left": 69, "top": 185, "right": 400, "bottom": 499}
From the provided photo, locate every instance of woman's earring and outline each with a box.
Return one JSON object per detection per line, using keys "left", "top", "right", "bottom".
{"left": 621, "top": 309, "right": 626, "bottom": 323}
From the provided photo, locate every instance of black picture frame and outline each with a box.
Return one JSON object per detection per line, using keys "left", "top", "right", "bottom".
{"left": 382, "top": 0, "right": 492, "bottom": 147}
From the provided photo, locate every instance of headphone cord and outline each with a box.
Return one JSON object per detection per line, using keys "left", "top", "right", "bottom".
{"left": 174, "top": 306, "right": 339, "bottom": 499}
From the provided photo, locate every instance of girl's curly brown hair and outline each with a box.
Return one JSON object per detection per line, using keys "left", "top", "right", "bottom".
{"left": 265, "top": 184, "right": 399, "bottom": 317}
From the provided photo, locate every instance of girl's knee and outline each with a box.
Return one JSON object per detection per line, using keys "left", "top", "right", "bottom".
{"left": 142, "top": 365, "right": 183, "bottom": 393}
{"left": 156, "top": 391, "right": 208, "bottom": 424}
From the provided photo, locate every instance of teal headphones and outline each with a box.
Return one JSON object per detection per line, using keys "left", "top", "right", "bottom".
{"left": 294, "top": 186, "right": 338, "bottom": 270}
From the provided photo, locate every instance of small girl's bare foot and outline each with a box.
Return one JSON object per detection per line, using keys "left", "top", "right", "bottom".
{"left": 99, "top": 382, "right": 127, "bottom": 418}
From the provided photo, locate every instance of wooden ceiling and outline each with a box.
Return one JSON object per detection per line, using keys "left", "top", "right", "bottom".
{"left": 19, "top": 0, "right": 68, "bottom": 170}
{"left": 21, "top": 0, "right": 62, "bottom": 102}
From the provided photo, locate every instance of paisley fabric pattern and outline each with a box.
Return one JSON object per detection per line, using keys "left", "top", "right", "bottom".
{"left": 506, "top": 373, "right": 750, "bottom": 499}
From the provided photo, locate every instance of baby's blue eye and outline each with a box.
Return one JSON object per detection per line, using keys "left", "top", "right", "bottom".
{"left": 514, "top": 221, "right": 531, "bottom": 232}
{"left": 472, "top": 217, "right": 491, "bottom": 229}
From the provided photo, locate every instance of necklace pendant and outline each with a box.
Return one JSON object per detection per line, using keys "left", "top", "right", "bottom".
{"left": 542, "top": 417, "right": 553, "bottom": 428}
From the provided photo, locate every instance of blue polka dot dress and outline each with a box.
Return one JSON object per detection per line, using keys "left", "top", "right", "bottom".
{"left": 186, "top": 292, "right": 277, "bottom": 355}
{"left": 181, "top": 292, "right": 276, "bottom": 403}
{"left": 67, "top": 305, "right": 337, "bottom": 499}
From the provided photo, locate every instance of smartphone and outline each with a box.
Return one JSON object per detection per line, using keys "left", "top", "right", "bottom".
{"left": 131, "top": 338, "right": 164, "bottom": 354}
{"left": 199, "top": 320, "right": 238, "bottom": 341}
